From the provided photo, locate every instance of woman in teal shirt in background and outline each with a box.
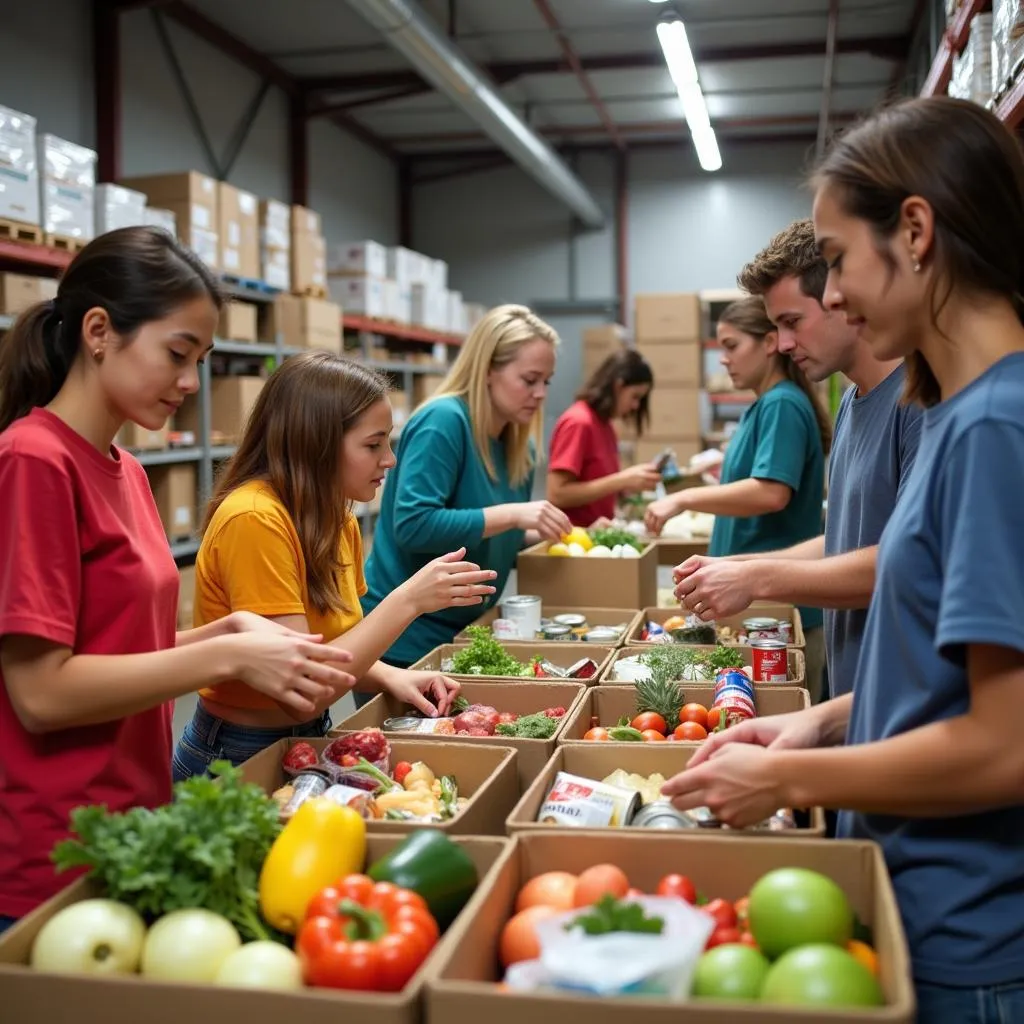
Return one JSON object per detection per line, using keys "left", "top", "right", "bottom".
{"left": 359, "top": 305, "right": 572, "bottom": 704}
{"left": 645, "top": 296, "right": 830, "bottom": 700}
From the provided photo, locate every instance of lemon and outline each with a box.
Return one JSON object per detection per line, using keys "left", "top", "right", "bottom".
{"left": 561, "top": 527, "right": 593, "bottom": 552}
{"left": 548, "top": 543, "right": 570, "bottom": 557}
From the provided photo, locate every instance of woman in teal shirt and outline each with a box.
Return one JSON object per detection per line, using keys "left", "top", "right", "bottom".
{"left": 360, "top": 305, "right": 572, "bottom": 699}
{"left": 645, "top": 297, "right": 830, "bottom": 699}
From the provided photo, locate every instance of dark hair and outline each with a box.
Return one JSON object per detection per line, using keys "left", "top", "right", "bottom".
{"left": 205, "top": 351, "right": 389, "bottom": 615}
{"left": 577, "top": 348, "right": 654, "bottom": 435}
{"left": 813, "top": 96, "right": 1024, "bottom": 406}
{"left": 0, "top": 226, "right": 222, "bottom": 433}
{"left": 720, "top": 296, "right": 833, "bottom": 455}
{"left": 738, "top": 219, "right": 828, "bottom": 305}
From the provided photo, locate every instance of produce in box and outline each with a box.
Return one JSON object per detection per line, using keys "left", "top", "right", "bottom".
{"left": 445, "top": 626, "right": 598, "bottom": 680}
{"left": 382, "top": 694, "right": 568, "bottom": 739}
{"left": 500, "top": 862, "right": 884, "bottom": 1009}
{"left": 612, "top": 643, "right": 749, "bottom": 683}
{"left": 546, "top": 525, "right": 645, "bottom": 558}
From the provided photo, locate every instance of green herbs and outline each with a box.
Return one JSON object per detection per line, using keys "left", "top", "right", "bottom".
{"left": 567, "top": 894, "right": 665, "bottom": 936}
{"left": 588, "top": 527, "right": 645, "bottom": 552}
{"left": 451, "top": 626, "right": 527, "bottom": 677}
{"left": 495, "top": 712, "right": 560, "bottom": 740}
{"left": 641, "top": 643, "right": 744, "bottom": 683}
{"left": 52, "top": 761, "right": 281, "bottom": 942}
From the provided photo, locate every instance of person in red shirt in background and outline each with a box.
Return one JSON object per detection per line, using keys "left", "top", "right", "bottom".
{"left": 0, "top": 227, "right": 355, "bottom": 932}
{"left": 546, "top": 349, "right": 661, "bottom": 527}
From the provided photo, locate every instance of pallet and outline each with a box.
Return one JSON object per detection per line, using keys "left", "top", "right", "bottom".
{"left": 0, "top": 218, "right": 44, "bottom": 245}
{"left": 220, "top": 274, "right": 282, "bottom": 298}
{"left": 295, "top": 285, "right": 328, "bottom": 299}
{"left": 45, "top": 233, "right": 86, "bottom": 254}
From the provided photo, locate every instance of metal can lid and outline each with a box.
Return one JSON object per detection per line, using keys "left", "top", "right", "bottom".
{"left": 743, "top": 617, "right": 780, "bottom": 630}
{"left": 542, "top": 623, "right": 572, "bottom": 636}
{"left": 504, "top": 595, "right": 541, "bottom": 607}
{"left": 553, "top": 613, "right": 588, "bottom": 627}
{"left": 749, "top": 637, "right": 787, "bottom": 650}
{"left": 585, "top": 627, "right": 621, "bottom": 642}
{"left": 630, "top": 801, "right": 697, "bottom": 829}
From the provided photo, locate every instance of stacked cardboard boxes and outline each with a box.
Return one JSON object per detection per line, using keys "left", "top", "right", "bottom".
{"left": 147, "top": 464, "right": 197, "bottom": 541}
{"left": 121, "top": 171, "right": 219, "bottom": 269}
{"left": 0, "top": 104, "right": 40, "bottom": 227}
{"left": 93, "top": 184, "right": 146, "bottom": 235}
{"left": 291, "top": 205, "right": 326, "bottom": 296}
{"left": 258, "top": 199, "right": 290, "bottom": 290}
{"left": 271, "top": 294, "right": 342, "bottom": 352}
{"left": 39, "top": 134, "right": 96, "bottom": 241}
{"left": 580, "top": 323, "right": 628, "bottom": 385}
{"left": 0, "top": 272, "right": 57, "bottom": 315}
{"left": 217, "top": 183, "right": 259, "bottom": 279}
{"left": 632, "top": 293, "right": 704, "bottom": 465}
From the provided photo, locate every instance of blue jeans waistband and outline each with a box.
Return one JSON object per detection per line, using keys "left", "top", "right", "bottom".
{"left": 192, "top": 701, "right": 331, "bottom": 747}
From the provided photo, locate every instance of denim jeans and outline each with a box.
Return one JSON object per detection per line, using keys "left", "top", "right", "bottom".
{"left": 915, "top": 980, "right": 1024, "bottom": 1024}
{"left": 0, "top": 915, "right": 16, "bottom": 935}
{"left": 172, "top": 702, "right": 332, "bottom": 782}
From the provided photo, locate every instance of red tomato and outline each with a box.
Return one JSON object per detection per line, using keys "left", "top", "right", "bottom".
{"left": 734, "top": 895, "right": 750, "bottom": 928}
{"left": 656, "top": 874, "right": 697, "bottom": 904}
{"left": 706, "top": 926, "right": 743, "bottom": 949}
{"left": 739, "top": 930, "right": 759, "bottom": 949}
{"left": 679, "top": 703, "right": 709, "bottom": 729}
{"left": 497, "top": 711, "right": 519, "bottom": 725}
{"left": 674, "top": 721, "right": 708, "bottom": 742}
{"left": 641, "top": 729, "right": 667, "bottom": 742}
{"left": 625, "top": 887, "right": 645, "bottom": 899}
{"left": 703, "top": 898, "right": 738, "bottom": 930}
{"left": 584, "top": 727, "right": 610, "bottom": 741}
{"left": 631, "top": 712, "right": 667, "bottom": 735}
{"left": 393, "top": 761, "right": 413, "bottom": 785}
{"left": 706, "top": 707, "right": 723, "bottom": 730}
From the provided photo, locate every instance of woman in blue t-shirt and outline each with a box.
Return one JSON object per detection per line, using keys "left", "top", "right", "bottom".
{"left": 663, "top": 97, "right": 1024, "bottom": 1022}
{"left": 645, "top": 296, "right": 831, "bottom": 700}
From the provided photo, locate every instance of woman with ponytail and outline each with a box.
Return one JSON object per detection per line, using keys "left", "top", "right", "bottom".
{"left": 0, "top": 227, "right": 354, "bottom": 929}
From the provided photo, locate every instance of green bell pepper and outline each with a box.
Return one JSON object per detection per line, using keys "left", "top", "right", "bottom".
{"left": 367, "top": 829, "right": 478, "bottom": 929}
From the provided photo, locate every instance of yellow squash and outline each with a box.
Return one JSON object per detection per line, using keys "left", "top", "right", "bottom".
{"left": 258, "top": 797, "right": 366, "bottom": 935}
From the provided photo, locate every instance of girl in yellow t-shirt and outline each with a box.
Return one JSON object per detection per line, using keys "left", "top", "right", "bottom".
{"left": 172, "top": 351, "right": 498, "bottom": 780}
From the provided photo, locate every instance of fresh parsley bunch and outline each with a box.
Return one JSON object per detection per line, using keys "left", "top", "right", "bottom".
{"left": 451, "top": 625, "right": 526, "bottom": 677}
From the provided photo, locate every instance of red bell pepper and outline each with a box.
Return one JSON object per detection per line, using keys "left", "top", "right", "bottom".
{"left": 297, "top": 874, "right": 440, "bottom": 991}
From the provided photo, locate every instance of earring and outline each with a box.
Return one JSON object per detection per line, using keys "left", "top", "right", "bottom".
{"left": 911, "top": 255, "right": 922, "bottom": 273}
{"left": 92, "top": 349, "right": 103, "bottom": 361}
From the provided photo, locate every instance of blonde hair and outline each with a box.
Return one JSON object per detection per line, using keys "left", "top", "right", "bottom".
{"left": 421, "top": 304, "right": 559, "bottom": 486}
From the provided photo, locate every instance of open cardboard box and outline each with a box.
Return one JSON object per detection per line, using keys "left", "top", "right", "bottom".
{"left": 507, "top": 744, "right": 826, "bottom": 836}
{"left": 425, "top": 831, "right": 915, "bottom": 1024}
{"left": 331, "top": 682, "right": 588, "bottom": 792}
{"left": 240, "top": 737, "right": 518, "bottom": 836}
{"left": 602, "top": 645, "right": 807, "bottom": 687}
{"left": 628, "top": 603, "right": 806, "bottom": 649}
{"left": 409, "top": 642, "right": 615, "bottom": 685}
{"left": 516, "top": 540, "right": 658, "bottom": 609}
{"left": 650, "top": 537, "right": 710, "bottom": 567}
{"left": 558, "top": 684, "right": 811, "bottom": 742}
{"left": 456, "top": 605, "right": 641, "bottom": 647}
{"left": 0, "top": 835, "right": 509, "bottom": 1024}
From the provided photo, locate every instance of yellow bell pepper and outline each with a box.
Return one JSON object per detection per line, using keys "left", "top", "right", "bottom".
{"left": 258, "top": 797, "right": 366, "bottom": 935}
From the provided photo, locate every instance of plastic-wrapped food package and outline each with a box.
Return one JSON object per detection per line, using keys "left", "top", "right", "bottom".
{"left": 950, "top": 13, "right": 993, "bottom": 106}
{"left": 993, "top": 0, "right": 1024, "bottom": 94}
{"left": 38, "top": 134, "right": 97, "bottom": 240}
{"left": 0, "top": 104, "right": 40, "bottom": 225}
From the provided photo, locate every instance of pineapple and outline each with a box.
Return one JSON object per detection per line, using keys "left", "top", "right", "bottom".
{"left": 634, "top": 675, "right": 685, "bottom": 725}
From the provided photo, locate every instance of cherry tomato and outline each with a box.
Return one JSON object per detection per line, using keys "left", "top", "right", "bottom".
{"left": 674, "top": 721, "right": 708, "bottom": 742}
{"left": 631, "top": 712, "right": 667, "bottom": 735}
{"left": 641, "top": 729, "right": 667, "bottom": 742}
{"left": 679, "top": 703, "right": 708, "bottom": 729}
{"left": 739, "top": 930, "right": 759, "bottom": 949}
{"left": 706, "top": 707, "right": 723, "bottom": 730}
{"left": 703, "top": 898, "right": 738, "bottom": 930}
{"left": 584, "top": 727, "right": 610, "bottom": 741}
{"left": 393, "top": 761, "right": 413, "bottom": 785}
{"left": 705, "top": 926, "right": 743, "bottom": 950}
{"left": 734, "top": 895, "right": 750, "bottom": 928}
{"left": 656, "top": 874, "right": 697, "bottom": 904}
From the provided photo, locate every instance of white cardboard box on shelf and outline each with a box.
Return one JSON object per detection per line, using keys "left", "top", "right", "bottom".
{"left": 38, "top": 134, "right": 97, "bottom": 240}
{"left": 329, "top": 273, "right": 387, "bottom": 318}
{"left": 142, "top": 206, "right": 176, "bottom": 235}
{"left": 329, "top": 239, "right": 388, "bottom": 277}
{"left": 94, "top": 183, "right": 147, "bottom": 234}
{"left": 0, "top": 104, "right": 40, "bottom": 225}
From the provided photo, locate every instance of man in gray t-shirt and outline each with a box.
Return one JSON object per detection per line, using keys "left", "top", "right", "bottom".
{"left": 672, "top": 219, "right": 922, "bottom": 700}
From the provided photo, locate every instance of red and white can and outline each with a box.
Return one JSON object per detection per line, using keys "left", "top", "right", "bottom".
{"left": 751, "top": 638, "right": 788, "bottom": 683}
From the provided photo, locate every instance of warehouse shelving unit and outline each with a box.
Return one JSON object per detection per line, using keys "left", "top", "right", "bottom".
{"left": 920, "top": 0, "right": 988, "bottom": 98}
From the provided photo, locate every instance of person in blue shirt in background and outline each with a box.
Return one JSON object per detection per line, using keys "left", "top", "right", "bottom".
{"left": 645, "top": 296, "right": 830, "bottom": 701}
{"left": 359, "top": 305, "right": 572, "bottom": 705}
{"left": 663, "top": 96, "right": 1024, "bottom": 1022}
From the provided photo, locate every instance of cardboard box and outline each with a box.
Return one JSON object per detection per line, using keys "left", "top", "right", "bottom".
{"left": 0, "top": 104, "right": 40, "bottom": 225}
{"left": 217, "top": 183, "right": 258, "bottom": 278}
{"left": 603, "top": 645, "right": 806, "bottom": 687}
{"left": 218, "top": 301, "right": 258, "bottom": 343}
{"left": 39, "top": 134, "right": 96, "bottom": 240}
{"left": 632, "top": 438, "right": 703, "bottom": 468}
{"left": 262, "top": 246, "right": 290, "bottom": 290}
{"left": 638, "top": 338, "right": 702, "bottom": 387}
{"left": 409, "top": 643, "right": 615, "bottom": 686}
{"left": 558, "top": 684, "right": 811, "bottom": 742}
{"left": 0, "top": 835, "right": 511, "bottom": 1024}
{"left": 634, "top": 292, "right": 702, "bottom": 342}
{"left": 412, "top": 373, "right": 444, "bottom": 406}
{"left": 293, "top": 231, "right": 327, "bottom": 294}
{"left": 332, "top": 681, "right": 588, "bottom": 792}
{"left": 142, "top": 206, "right": 177, "bottom": 236}
{"left": 628, "top": 603, "right": 806, "bottom": 648}
{"left": 646, "top": 385, "right": 702, "bottom": 438}
{"left": 330, "top": 274, "right": 386, "bottom": 317}
{"left": 426, "top": 832, "right": 915, "bottom": 1024}
{"left": 516, "top": 541, "right": 658, "bottom": 610}
{"left": 147, "top": 463, "right": 197, "bottom": 539}
{"left": 259, "top": 198, "right": 291, "bottom": 250}
{"left": 581, "top": 323, "right": 628, "bottom": 382}
{"left": 457, "top": 606, "right": 641, "bottom": 647}
{"left": 177, "top": 564, "right": 196, "bottom": 630}
{"left": 329, "top": 239, "right": 388, "bottom": 278}
{"left": 650, "top": 535, "right": 710, "bottom": 566}
{"left": 273, "top": 295, "right": 342, "bottom": 352}
{"left": 120, "top": 172, "right": 217, "bottom": 265}
{"left": 94, "top": 183, "right": 147, "bottom": 234}
{"left": 507, "top": 743, "right": 826, "bottom": 836}
{"left": 176, "top": 376, "right": 265, "bottom": 441}
{"left": 116, "top": 421, "right": 169, "bottom": 451}
{"left": 291, "top": 204, "right": 322, "bottom": 238}
{"left": 241, "top": 737, "right": 518, "bottom": 836}
{"left": 0, "top": 272, "right": 57, "bottom": 315}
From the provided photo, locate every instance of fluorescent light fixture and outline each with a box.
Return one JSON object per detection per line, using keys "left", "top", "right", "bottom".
{"left": 656, "top": 15, "right": 722, "bottom": 172}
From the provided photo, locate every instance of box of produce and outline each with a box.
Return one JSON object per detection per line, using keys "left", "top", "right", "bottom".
{"left": 332, "top": 682, "right": 588, "bottom": 791}
{"left": 516, "top": 526, "right": 658, "bottom": 609}
{"left": 558, "top": 684, "right": 811, "bottom": 744}
{"left": 425, "top": 831, "right": 914, "bottom": 1022}
{"left": 506, "top": 745, "right": 825, "bottom": 836}
{"left": 604, "top": 644, "right": 806, "bottom": 687}
{"left": 457, "top": 603, "right": 641, "bottom": 647}
{"left": 0, "top": 761, "right": 513, "bottom": 1024}
{"left": 629, "top": 604, "right": 806, "bottom": 649}
{"left": 241, "top": 735, "right": 519, "bottom": 836}
{"left": 409, "top": 628, "right": 615, "bottom": 684}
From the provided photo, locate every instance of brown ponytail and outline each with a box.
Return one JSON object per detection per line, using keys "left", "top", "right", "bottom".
{"left": 720, "top": 297, "right": 833, "bottom": 455}
{"left": 0, "top": 226, "right": 222, "bottom": 434}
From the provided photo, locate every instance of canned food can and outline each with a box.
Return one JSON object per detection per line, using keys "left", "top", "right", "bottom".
{"left": 743, "top": 616, "right": 781, "bottom": 642}
{"left": 537, "top": 771, "right": 642, "bottom": 828}
{"left": 714, "top": 667, "right": 755, "bottom": 700}
{"left": 713, "top": 686, "right": 756, "bottom": 713}
{"left": 643, "top": 621, "right": 666, "bottom": 639}
{"left": 629, "top": 801, "right": 700, "bottom": 830}
{"left": 553, "top": 613, "right": 587, "bottom": 629}
{"left": 584, "top": 626, "right": 621, "bottom": 644}
{"left": 713, "top": 694, "right": 756, "bottom": 721}
{"left": 500, "top": 594, "right": 542, "bottom": 640}
{"left": 566, "top": 657, "right": 600, "bottom": 680}
{"left": 491, "top": 618, "right": 521, "bottom": 641}
{"left": 541, "top": 623, "right": 574, "bottom": 640}
{"left": 751, "top": 638, "right": 788, "bottom": 683}
{"left": 778, "top": 620, "right": 794, "bottom": 644}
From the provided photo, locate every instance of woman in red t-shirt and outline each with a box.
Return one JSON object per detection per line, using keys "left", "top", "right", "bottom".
{"left": 546, "top": 349, "right": 661, "bottom": 527}
{"left": 0, "top": 227, "right": 355, "bottom": 929}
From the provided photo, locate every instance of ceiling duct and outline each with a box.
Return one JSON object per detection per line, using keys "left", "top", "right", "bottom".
{"left": 343, "top": 0, "right": 606, "bottom": 228}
